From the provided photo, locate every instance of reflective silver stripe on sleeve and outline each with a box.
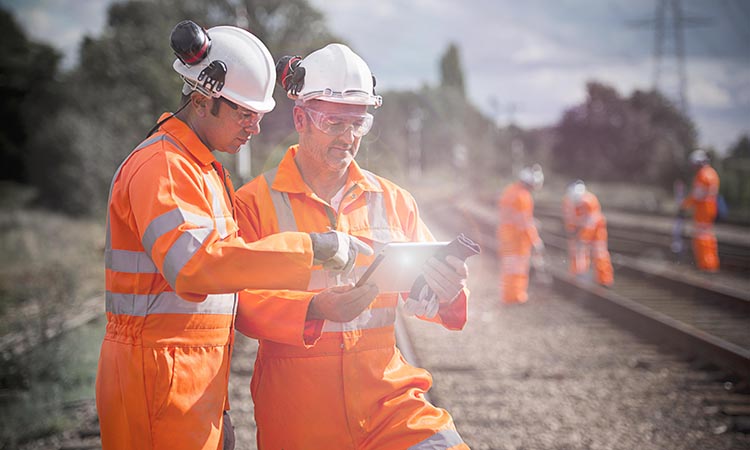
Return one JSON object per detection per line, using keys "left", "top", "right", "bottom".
{"left": 162, "top": 227, "right": 213, "bottom": 288}
{"left": 203, "top": 171, "right": 230, "bottom": 239}
{"left": 692, "top": 186, "right": 707, "bottom": 200}
{"left": 105, "top": 249, "right": 158, "bottom": 273}
{"left": 106, "top": 291, "right": 236, "bottom": 316}
{"left": 361, "top": 170, "right": 392, "bottom": 243}
{"left": 141, "top": 208, "right": 214, "bottom": 256}
{"left": 322, "top": 307, "right": 396, "bottom": 332}
{"left": 407, "top": 429, "right": 465, "bottom": 450}
{"left": 263, "top": 168, "right": 298, "bottom": 233}
{"left": 105, "top": 134, "right": 182, "bottom": 259}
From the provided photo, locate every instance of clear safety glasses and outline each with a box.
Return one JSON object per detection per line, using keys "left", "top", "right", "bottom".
{"left": 221, "top": 97, "right": 264, "bottom": 128}
{"left": 304, "top": 108, "right": 374, "bottom": 137}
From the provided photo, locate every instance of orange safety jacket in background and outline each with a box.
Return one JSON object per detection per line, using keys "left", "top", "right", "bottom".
{"left": 573, "top": 192, "right": 613, "bottom": 286}
{"left": 681, "top": 165, "right": 720, "bottom": 271}
{"left": 233, "top": 146, "right": 470, "bottom": 450}
{"left": 97, "top": 115, "right": 314, "bottom": 450}
{"left": 497, "top": 181, "right": 541, "bottom": 304}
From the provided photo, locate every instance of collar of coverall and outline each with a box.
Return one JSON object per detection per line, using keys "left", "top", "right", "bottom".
{"left": 270, "top": 144, "right": 384, "bottom": 195}
{"left": 156, "top": 112, "right": 217, "bottom": 167}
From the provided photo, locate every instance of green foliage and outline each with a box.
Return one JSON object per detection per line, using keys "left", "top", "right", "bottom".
{"left": 0, "top": 9, "right": 62, "bottom": 185}
{"left": 552, "top": 82, "right": 697, "bottom": 188}
{"left": 439, "top": 42, "right": 465, "bottom": 97}
{"left": 719, "top": 134, "right": 750, "bottom": 218}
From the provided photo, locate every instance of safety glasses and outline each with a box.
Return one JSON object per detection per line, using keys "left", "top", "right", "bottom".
{"left": 221, "top": 97, "right": 264, "bottom": 128}
{"left": 303, "top": 108, "right": 374, "bottom": 137}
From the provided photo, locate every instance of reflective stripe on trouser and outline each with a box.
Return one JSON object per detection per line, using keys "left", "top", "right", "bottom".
{"left": 500, "top": 253, "right": 530, "bottom": 303}
{"left": 693, "top": 222, "right": 719, "bottom": 271}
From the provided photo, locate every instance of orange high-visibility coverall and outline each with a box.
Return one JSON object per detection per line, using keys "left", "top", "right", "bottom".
{"left": 233, "top": 146, "right": 470, "bottom": 450}
{"left": 97, "top": 114, "right": 314, "bottom": 450}
{"left": 497, "top": 181, "right": 541, "bottom": 304}
{"left": 562, "top": 194, "right": 588, "bottom": 275}
{"left": 681, "top": 165, "right": 720, "bottom": 271}
{"left": 573, "top": 192, "right": 613, "bottom": 286}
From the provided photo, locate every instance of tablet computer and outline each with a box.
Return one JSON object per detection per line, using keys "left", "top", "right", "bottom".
{"left": 355, "top": 241, "right": 448, "bottom": 293}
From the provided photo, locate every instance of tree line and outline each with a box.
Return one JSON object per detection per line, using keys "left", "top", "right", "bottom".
{"left": 1, "top": 0, "right": 747, "bottom": 217}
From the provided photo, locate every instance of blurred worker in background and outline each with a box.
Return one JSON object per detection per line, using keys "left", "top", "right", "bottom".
{"left": 564, "top": 180, "right": 614, "bottom": 286}
{"left": 97, "top": 22, "right": 370, "bottom": 450}
{"left": 497, "top": 164, "right": 545, "bottom": 304}
{"left": 679, "top": 150, "right": 720, "bottom": 271}
{"left": 233, "top": 44, "right": 471, "bottom": 449}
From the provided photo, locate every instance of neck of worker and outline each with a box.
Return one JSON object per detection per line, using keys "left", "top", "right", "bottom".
{"left": 294, "top": 149, "right": 349, "bottom": 204}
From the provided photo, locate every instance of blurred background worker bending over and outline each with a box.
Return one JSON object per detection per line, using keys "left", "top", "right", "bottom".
{"left": 679, "top": 150, "right": 720, "bottom": 272}
{"left": 563, "top": 180, "right": 614, "bottom": 287}
{"left": 497, "top": 164, "right": 545, "bottom": 304}
{"left": 233, "top": 44, "right": 471, "bottom": 449}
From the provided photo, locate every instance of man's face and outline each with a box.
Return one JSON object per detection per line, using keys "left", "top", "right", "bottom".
{"left": 296, "top": 100, "right": 372, "bottom": 172}
{"left": 203, "top": 97, "right": 264, "bottom": 154}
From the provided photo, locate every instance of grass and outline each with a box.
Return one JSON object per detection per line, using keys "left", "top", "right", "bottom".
{"left": 0, "top": 202, "right": 105, "bottom": 448}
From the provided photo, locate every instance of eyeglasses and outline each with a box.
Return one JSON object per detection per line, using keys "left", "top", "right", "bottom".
{"left": 221, "top": 97, "right": 264, "bottom": 128}
{"left": 303, "top": 108, "right": 374, "bottom": 137}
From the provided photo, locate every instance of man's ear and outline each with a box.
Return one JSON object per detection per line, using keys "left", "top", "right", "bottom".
{"left": 191, "top": 92, "right": 208, "bottom": 117}
{"left": 292, "top": 105, "right": 307, "bottom": 132}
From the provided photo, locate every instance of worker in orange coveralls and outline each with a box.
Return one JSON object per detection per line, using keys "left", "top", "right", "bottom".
{"left": 497, "top": 164, "right": 545, "bottom": 304}
{"left": 679, "top": 149, "right": 720, "bottom": 271}
{"left": 97, "top": 22, "right": 372, "bottom": 450}
{"left": 233, "top": 44, "right": 471, "bottom": 449}
{"left": 565, "top": 180, "right": 614, "bottom": 286}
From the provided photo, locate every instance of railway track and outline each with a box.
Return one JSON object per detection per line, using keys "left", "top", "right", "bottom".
{"left": 428, "top": 197, "right": 750, "bottom": 381}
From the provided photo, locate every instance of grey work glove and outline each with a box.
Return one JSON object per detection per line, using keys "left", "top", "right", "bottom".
{"left": 309, "top": 231, "right": 373, "bottom": 273}
{"left": 222, "top": 411, "right": 235, "bottom": 450}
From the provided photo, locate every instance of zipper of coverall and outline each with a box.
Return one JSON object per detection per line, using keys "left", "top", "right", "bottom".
{"left": 211, "top": 160, "right": 237, "bottom": 416}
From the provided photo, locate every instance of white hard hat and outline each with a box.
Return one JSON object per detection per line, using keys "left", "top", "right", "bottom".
{"left": 171, "top": 21, "right": 276, "bottom": 113}
{"left": 566, "top": 180, "right": 586, "bottom": 205}
{"left": 689, "top": 150, "right": 709, "bottom": 165}
{"left": 277, "top": 44, "right": 382, "bottom": 108}
{"left": 519, "top": 164, "right": 544, "bottom": 191}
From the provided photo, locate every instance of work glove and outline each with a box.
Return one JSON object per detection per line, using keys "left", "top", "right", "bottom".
{"left": 677, "top": 209, "right": 688, "bottom": 219}
{"left": 222, "top": 411, "right": 235, "bottom": 450}
{"left": 404, "top": 256, "right": 468, "bottom": 319}
{"left": 309, "top": 231, "right": 373, "bottom": 273}
{"left": 531, "top": 240, "right": 545, "bottom": 268}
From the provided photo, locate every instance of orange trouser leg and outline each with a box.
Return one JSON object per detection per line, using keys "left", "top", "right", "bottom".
{"left": 97, "top": 339, "right": 152, "bottom": 450}
{"left": 592, "top": 239, "right": 613, "bottom": 286}
{"left": 500, "top": 253, "right": 530, "bottom": 304}
{"left": 97, "top": 339, "right": 229, "bottom": 450}
{"left": 692, "top": 227, "right": 719, "bottom": 272}
{"left": 568, "top": 240, "right": 589, "bottom": 275}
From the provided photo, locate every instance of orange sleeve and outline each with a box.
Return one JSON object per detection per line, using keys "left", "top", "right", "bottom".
{"left": 127, "top": 149, "right": 313, "bottom": 301}
{"left": 236, "top": 289, "right": 320, "bottom": 347}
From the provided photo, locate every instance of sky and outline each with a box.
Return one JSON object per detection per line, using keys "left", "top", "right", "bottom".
{"left": 2, "top": 0, "right": 748, "bottom": 154}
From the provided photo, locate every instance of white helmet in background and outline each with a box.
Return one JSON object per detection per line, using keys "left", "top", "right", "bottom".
{"left": 171, "top": 21, "right": 276, "bottom": 113}
{"left": 689, "top": 149, "right": 709, "bottom": 165}
{"left": 519, "top": 164, "right": 544, "bottom": 191}
{"left": 567, "top": 180, "right": 586, "bottom": 205}
{"left": 276, "top": 44, "right": 383, "bottom": 108}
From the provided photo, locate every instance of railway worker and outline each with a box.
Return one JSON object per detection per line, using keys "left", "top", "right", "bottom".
{"left": 233, "top": 44, "right": 471, "bottom": 449}
{"left": 497, "top": 164, "right": 545, "bottom": 304}
{"left": 562, "top": 180, "right": 588, "bottom": 276}
{"left": 97, "top": 22, "right": 372, "bottom": 450}
{"left": 566, "top": 180, "right": 614, "bottom": 286}
{"left": 679, "top": 150, "right": 720, "bottom": 272}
